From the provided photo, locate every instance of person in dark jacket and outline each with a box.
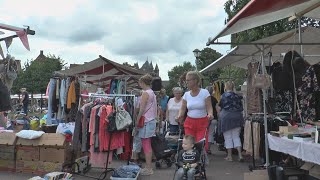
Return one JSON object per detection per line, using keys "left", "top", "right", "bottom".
{"left": 20, "top": 88, "right": 29, "bottom": 115}
{"left": 217, "top": 81, "right": 244, "bottom": 162}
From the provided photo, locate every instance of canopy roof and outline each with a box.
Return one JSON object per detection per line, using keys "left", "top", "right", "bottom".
{"left": 207, "top": 0, "right": 320, "bottom": 45}
{"left": 55, "top": 55, "right": 146, "bottom": 90}
{"left": 201, "top": 26, "right": 320, "bottom": 73}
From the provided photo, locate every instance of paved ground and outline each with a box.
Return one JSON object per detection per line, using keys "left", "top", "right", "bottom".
{"left": 0, "top": 145, "right": 254, "bottom": 180}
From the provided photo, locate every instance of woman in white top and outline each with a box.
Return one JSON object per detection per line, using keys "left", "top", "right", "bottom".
{"left": 166, "top": 87, "right": 183, "bottom": 133}
{"left": 177, "top": 71, "right": 213, "bottom": 152}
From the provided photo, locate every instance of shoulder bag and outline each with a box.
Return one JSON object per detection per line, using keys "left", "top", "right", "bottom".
{"left": 115, "top": 107, "right": 133, "bottom": 130}
{"left": 253, "top": 61, "right": 271, "bottom": 89}
{"left": 137, "top": 93, "right": 154, "bottom": 128}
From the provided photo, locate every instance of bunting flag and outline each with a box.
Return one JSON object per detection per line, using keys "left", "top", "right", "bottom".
{"left": 0, "top": 44, "right": 4, "bottom": 59}
{"left": 4, "top": 37, "right": 12, "bottom": 49}
{"left": 16, "top": 30, "right": 30, "bottom": 51}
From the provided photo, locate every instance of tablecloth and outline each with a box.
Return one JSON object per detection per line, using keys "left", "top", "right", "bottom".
{"left": 268, "top": 134, "right": 320, "bottom": 165}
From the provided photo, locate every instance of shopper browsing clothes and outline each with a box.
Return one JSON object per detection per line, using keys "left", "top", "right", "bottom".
{"left": 166, "top": 87, "right": 183, "bottom": 133}
{"left": 132, "top": 74, "right": 157, "bottom": 176}
{"left": 159, "top": 88, "right": 169, "bottom": 121}
{"left": 217, "top": 81, "right": 244, "bottom": 162}
{"left": 177, "top": 71, "right": 213, "bottom": 151}
{"left": 175, "top": 135, "right": 200, "bottom": 180}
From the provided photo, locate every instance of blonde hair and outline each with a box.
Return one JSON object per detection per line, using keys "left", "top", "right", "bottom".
{"left": 225, "top": 81, "right": 234, "bottom": 91}
{"left": 172, "top": 87, "right": 183, "bottom": 93}
{"left": 186, "top": 71, "right": 201, "bottom": 86}
{"left": 139, "top": 74, "right": 153, "bottom": 86}
{"left": 184, "top": 135, "right": 195, "bottom": 145}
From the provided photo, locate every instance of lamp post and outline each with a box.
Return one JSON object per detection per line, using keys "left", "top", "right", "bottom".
{"left": 193, "top": 49, "right": 201, "bottom": 71}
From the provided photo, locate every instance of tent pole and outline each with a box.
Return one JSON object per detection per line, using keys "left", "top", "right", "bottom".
{"left": 298, "top": 17, "right": 303, "bottom": 56}
{"left": 261, "top": 45, "right": 270, "bottom": 166}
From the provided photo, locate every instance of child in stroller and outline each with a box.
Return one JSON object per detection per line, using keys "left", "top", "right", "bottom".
{"left": 174, "top": 135, "right": 202, "bottom": 180}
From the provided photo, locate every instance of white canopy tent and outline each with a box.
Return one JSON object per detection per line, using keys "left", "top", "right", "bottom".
{"left": 201, "top": 26, "right": 320, "bottom": 73}
{"left": 202, "top": 0, "right": 320, "bottom": 167}
{"left": 207, "top": 0, "right": 320, "bottom": 45}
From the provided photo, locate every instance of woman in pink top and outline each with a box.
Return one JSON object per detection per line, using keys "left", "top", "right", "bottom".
{"left": 132, "top": 74, "right": 157, "bottom": 176}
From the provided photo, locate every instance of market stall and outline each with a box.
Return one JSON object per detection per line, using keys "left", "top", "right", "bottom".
{"left": 202, "top": 0, "right": 320, "bottom": 179}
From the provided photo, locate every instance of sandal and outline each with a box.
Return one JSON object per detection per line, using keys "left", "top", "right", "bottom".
{"left": 224, "top": 157, "right": 233, "bottom": 162}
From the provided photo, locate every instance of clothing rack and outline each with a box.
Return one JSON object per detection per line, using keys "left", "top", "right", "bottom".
{"left": 69, "top": 93, "right": 135, "bottom": 180}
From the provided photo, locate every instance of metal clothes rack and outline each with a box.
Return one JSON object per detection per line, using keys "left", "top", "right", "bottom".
{"left": 69, "top": 93, "right": 135, "bottom": 180}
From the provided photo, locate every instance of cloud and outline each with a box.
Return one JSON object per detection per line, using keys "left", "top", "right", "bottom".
{"left": 1, "top": 0, "right": 230, "bottom": 80}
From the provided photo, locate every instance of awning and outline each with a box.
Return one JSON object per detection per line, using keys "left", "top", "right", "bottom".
{"left": 55, "top": 55, "right": 146, "bottom": 90}
{"left": 207, "top": 0, "right": 320, "bottom": 45}
{"left": 201, "top": 26, "right": 320, "bottom": 73}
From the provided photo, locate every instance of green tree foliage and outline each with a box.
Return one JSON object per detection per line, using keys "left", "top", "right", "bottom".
{"left": 197, "top": 47, "right": 222, "bottom": 87}
{"left": 219, "top": 66, "right": 247, "bottom": 91}
{"left": 12, "top": 54, "right": 64, "bottom": 94}
{"left": 166, "top": 62, "right": 194, "bottom": 95}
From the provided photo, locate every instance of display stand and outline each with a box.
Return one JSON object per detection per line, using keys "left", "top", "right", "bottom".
{"left": 63, "top": 93, "right": 135, "bottom": 180}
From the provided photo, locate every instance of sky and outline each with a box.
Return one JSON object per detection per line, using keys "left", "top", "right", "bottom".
{"left": 0, "top": 0, "right": 230, "bottom": 80}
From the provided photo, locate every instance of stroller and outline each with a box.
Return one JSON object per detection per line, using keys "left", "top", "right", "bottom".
{"left": 151, "top": 134, "right": 176, "bottom": 168}
{"left": 151, "top": 121, "right": 183, "bottom": 169}
{"left": 173, "top": 124, "right": 210, "bottom": 180}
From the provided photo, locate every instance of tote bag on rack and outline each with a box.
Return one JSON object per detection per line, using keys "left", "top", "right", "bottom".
{"left": 253, "top": 61, "right": 271, "bottom": 89}
{"left": 115, "top": 107, "right": 133, "bottom": 130}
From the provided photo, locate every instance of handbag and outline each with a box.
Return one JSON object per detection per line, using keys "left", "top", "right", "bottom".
{"left": 137, "top": 93, "right": 155, "bottom": 128}
{"left": 115, "top": 107, "right": 133, "bottom": 130}
{"left": 137, "top": 116, "right": 145, "bottom": 128}
{"left": 253, "top": 61, "right": 271, "bottom": 89}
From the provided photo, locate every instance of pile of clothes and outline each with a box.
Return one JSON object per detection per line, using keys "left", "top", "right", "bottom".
{"left": 111, "top": 164, "right": 140, "bottom": 178}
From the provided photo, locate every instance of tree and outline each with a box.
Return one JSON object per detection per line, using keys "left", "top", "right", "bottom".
{"left": 197, "top": 47, "right": 222, "bottom": 87}
{"left": 12, "top": 54, "right": 64, "bottom": 94}
{"left": 166, "top": 62, "right": 195, "bottom": 95}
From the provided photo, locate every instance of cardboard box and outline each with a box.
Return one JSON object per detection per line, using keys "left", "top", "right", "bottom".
{"left": 16, "top": 137, "right": 41, "bottom": 146}
{"left": 0, "top": 132, "right": 16, "bottom": 160}
{"left": 279, "top": 126, "right": 298, "bottom": 134}
{"left": 16, "top": 160, "right": 41, "bottom": 175}
{"left": 16, "top": 146, "right": 40, "bottom": 161}
{"left": 0, "top": 151, "right": 15, "bottom": 160}
{"left": 0, "top": 132, "right": 17, "bottom": 145}
{"left": 244, "top": 170, "right": 268, "bottom": 180}
{"left": 38, "top": 161, "right": 63, "bottom": 173}
{"left": 38, "top": 133, "right": 65, "bottom": 147}
{"left": 40, "top": 147, "right": 65, "bottom": 163}
{"left": 0, "top": 159, "right": 15, "bottom": 172}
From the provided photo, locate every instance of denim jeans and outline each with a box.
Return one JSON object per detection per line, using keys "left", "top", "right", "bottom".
{"left": 175, "top": 167, "right": 196, "bottom": 180}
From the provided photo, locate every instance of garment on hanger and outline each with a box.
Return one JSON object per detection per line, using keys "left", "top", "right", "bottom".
{"left": 247, "top": 62, "right": 262, "bottom": 114}
{"left": 213, "top": 82, "right": 221, "bottom": 101}
{"left": 298, "top": 65, "right": 320, "bottom": 121}
{"left": 274, "top": 90, "right": 293, "bottom": 113}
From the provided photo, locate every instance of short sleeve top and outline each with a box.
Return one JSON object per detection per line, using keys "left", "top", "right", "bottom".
{"left": 183, "top": 89, "right": 210, "bottom": 118}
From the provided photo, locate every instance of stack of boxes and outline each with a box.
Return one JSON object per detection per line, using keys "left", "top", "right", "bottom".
{"left": 15, "top": 133, "right": 69, "bottom": 175}
{"left": 0, "top": 132, "right": 17, "bottom": 172}
{"left": 38, "top": 133, "right": 71, "bottom": 174}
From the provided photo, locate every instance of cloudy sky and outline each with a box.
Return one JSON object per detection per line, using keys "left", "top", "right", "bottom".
{"left": 0, "top": 0, "right": 230, "bottom": 80}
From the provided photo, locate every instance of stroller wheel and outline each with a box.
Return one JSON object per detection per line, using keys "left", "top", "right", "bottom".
{"left": 166, "top": 160, "right": 172, "bottom": 168}
{"left": 155, "top": 161, "right": 161, "bottom": 169}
